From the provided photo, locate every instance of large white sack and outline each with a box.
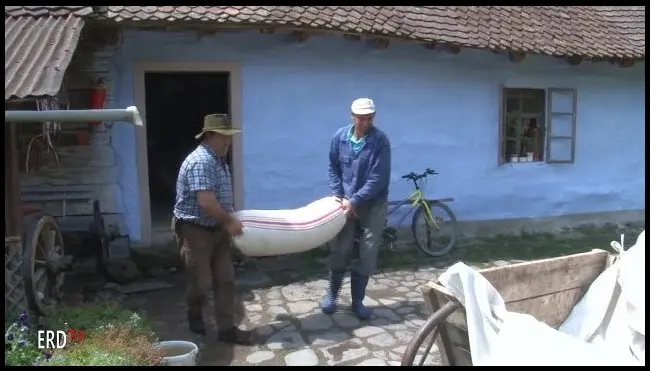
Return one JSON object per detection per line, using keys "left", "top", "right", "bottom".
{"left": 559, "top": 230, "right": 645, "bottom": 364}
{"left": 484, "top": 311, "right": 640, "bottom": 366}
{"left": 232, "top": 196, "right": 346, "bottom": 257}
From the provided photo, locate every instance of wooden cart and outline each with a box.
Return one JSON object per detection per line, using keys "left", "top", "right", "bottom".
{"left": 401, "top": 249, "right": 614, "bottom": 366}
{"left": 5, "top": 107, "right": 143, "bottom": 317}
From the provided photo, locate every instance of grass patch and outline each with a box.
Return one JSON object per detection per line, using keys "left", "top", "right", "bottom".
{"left": 5, "top": 303, "right": 163, "bottom": 366}
{"left": 247, "top": 223, "right": 644, "bottom": 284}
{"left": 45, "top": 323, "right": 163, "bottom": 366}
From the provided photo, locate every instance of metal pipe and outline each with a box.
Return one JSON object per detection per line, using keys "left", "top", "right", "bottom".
{"left": 4, "top": 106, "right": 143, "bottom": 126}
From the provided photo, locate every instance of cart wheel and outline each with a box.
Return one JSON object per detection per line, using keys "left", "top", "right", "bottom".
{"left": 22, "top": 213, "right": 66, "bottom": 316}
{"left": 401, "top": 301, "right": 460, "bottom": 366}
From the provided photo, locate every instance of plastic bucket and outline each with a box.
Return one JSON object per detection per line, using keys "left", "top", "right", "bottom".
{"left": 154, "top": 340, "right": 199, "bottom": 366}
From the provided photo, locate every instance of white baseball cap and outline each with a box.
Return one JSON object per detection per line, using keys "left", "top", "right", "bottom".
{"left": 351, "top": 98, "right": 376, "bottom": 115}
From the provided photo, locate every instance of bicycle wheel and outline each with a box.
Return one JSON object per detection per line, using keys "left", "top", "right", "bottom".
{"left": 411, "top": 201, "right": 458, "bottom": 257}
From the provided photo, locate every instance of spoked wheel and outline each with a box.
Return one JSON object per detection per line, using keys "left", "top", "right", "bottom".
{"left": 401, "top": 301, "right": 460, "bottom": 366}
{"left": 411, "top": 201, "right": 458, "bottom": 257}
{"left": 22, "top": 213, "right": 67, "bottom": 316}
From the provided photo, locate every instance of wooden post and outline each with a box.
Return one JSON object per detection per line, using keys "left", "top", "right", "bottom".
{"left": 5, "top": 122, "right": 22, "bottom": 237}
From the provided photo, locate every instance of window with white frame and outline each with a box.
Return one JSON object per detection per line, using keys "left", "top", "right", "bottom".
{"left": 499, "top": 87, "right": 577, "bottom": 164}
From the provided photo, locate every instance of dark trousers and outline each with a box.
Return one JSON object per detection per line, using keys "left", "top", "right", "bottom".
{"left": 175, "top": 222, "right": 237, "bottom": 331}
{"left": 329, "top": 201, "right": 387, "bottom": 277}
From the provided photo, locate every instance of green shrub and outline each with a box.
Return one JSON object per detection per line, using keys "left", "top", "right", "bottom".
{"left": 46, "top": 301, "right": 156, "bottom": 339}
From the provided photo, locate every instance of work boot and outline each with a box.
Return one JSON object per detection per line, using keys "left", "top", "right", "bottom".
{"left": 218, "top": 327, "right": 255, "bottom": 346}
{"left": 186, "top": 313, "right": 206, "bottom": 335}
{"left": 350, "top": 272, "right": 371, "bottom": 320}
{"left": 320, "top": 270, "right": 345, "bottom": 314}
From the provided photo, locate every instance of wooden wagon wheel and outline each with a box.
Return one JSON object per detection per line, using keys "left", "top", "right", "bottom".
{"left": 401, "top": 301, "right": 460, "bottom": 366}
{"left": 22, "top": 213, "right": 66, "bottom": 316}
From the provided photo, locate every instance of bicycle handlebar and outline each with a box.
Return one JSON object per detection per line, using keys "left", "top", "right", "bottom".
{"left": 401, "top": 168, "right": 438, "bottom": 182}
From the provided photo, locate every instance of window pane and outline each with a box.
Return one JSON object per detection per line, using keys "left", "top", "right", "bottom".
{"left": 550, "top": 90, "right": 575, "bottom": 113}
{"left": 506, "top": 95, "right": 520, "bottom": 113}
{"left": 548, "top": 137, "right": 573, "bottom": 162}
{"left": 549, "top": 114, "right": 574, "bottom": 137}
{"left": 505, "top": 117, "right": 519, "bottom": 137}
{"left": 522, "top": 96, "right": 543, "bottom": 114}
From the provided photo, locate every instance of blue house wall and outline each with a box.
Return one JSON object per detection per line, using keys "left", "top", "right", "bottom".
{"left": 106, "top": 30, "right": 645, "bottom": 242}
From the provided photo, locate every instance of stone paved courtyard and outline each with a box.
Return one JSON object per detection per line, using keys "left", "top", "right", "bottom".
{"left": 98, "top": 224, "right": 643, "bottom": 366}
{"left": 124, "top": 265, "right": 446, "bottom": 366}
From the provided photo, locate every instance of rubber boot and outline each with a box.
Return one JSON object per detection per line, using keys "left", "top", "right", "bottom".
{"left": 186, "top": 312, "right": 206, "bottom": 335}
{"left": 350, "top": 272, "right": 371, "bottom": 320}
{"left": 320, "top": 270, "right": 345, "bottom": 314}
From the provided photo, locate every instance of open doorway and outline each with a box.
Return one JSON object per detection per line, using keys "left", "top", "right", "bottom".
{"left": 144, "top": 72, "right": 231, "bottom": 224}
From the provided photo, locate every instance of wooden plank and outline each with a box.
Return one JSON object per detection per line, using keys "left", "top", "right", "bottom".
{"left": 507, "top": 286, "right": 588, "bottom": 328}
{"left": 42, "top": 145, "right": 115, "bottom": 169}
{"left": 477, "top": 249, "right": 609, "bottom": 302}
{"left": 22, "top": 184, "right": 94, "bottom": 193}
{"left": 6, "top": 122, "right": 22, "bottom": 236}
{"left": 21, "top": 166, "right": 117, "bottom": 187}
{"left": 21, "top": 184, "right": 122, "bottom": 215}
{"left": 26, "top": 200, "right": 95, "bottom": 217}
{"left": 56, "top": 213, "right": 125, "bottom": 235}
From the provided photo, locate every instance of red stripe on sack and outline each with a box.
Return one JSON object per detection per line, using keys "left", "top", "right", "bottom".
{"left": 242, "top": 212, "right": 341, "bottom": 232}
{"left": 239, "top": 206, "right": 341, "bottom": 229}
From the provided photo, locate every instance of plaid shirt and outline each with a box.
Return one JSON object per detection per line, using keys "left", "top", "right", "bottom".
{"left": 173, "top": 144, "right": 234, "bottom": 227}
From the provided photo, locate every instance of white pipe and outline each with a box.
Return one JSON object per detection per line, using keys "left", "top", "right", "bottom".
{"left": 5, "top": 106, "right": 143, "bottom": 126}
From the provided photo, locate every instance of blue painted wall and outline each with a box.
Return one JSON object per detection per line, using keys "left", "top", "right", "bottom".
{"left": 107, "top": 30, "right": 645, "bottom": 242}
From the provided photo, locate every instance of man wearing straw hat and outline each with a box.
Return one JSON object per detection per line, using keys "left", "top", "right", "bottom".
{"left": 172, "top": 113, "right": 253, "bottom": 345}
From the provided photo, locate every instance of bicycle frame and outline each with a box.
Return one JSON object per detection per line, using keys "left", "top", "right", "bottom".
{"left": 386, "top": 187, "right": 439, "bottom": 229}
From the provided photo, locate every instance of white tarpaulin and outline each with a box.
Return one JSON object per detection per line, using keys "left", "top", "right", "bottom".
{"left": 437, "top": 230, "right": 645, "bottom": 366}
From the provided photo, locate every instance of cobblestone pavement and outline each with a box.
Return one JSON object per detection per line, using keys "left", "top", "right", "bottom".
{"left": 124, "top": 265, "right": 449, "bottom": 366}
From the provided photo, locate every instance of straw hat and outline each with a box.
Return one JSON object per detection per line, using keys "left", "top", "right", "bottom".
{"left": 194, "top": 114, "right": 242, "bottom": 139}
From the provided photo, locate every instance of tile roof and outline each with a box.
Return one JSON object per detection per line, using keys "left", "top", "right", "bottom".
{"left": 5, "top": 6, "right": 645, "bottom": 62}
{"left": 5, "top": 14, "right": 86, "bottom": 100}
{"left": 4, "top": 6, "right": 94, "bottom": 18}
{"left": 98, "top": 6, "right": 645, "bottom": 60}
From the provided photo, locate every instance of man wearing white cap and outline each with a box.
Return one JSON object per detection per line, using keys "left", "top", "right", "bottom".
{"left": 320, "top": 98, "right": 392, "bottom": 320}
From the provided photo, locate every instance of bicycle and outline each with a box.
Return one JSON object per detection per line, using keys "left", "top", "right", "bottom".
{"left": 381, "top": 168, "right": 458, "bottom": 257}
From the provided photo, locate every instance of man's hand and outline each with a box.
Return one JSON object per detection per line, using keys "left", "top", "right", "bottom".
{"left": 226, "top": 218, "right": 244, "bottom": 237}
{"left": 339, "top": 198, "right": 356, "bottom": 218}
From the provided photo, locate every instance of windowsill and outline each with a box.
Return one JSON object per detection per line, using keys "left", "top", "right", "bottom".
{"left": 507, "top": 161, "right": 545, "bottom": 165}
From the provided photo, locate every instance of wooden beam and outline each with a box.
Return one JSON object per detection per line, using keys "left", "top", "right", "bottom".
{"left": 5, "top": 122, "right": 23, "bottom": 237}
{"left": 259, "top": 27, "right": 275, "bottom": 34}
{"left": 343, "top": 34, "right": 361, "bottom": 41}
{"left": 439, "top": 44, "right": 462, "bottom": 54}
{"left": 567, "top": 55, "right": 583, "bottom": 66}
{"left": 422, "top": 43, "right": 437, "bottom": 50}
{"left": 617, "top": 58, "right": 636, "bottom": 68}
{"left": 370, "top": 38, "right": 390, "bottom": 50}
{"left": 508, "top": 51, "right": 527, "bottom": 63}
{"left": 290, "top": 30, "right": 309, "bottom": 43}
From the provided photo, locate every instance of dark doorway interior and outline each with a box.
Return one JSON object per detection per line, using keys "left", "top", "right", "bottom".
{"left": 144, "top": 72, "right": 231, "bottom": 222}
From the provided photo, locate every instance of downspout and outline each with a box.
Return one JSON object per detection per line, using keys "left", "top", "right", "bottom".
{"left": 4, "top": 106, "right": 143, "bottom": 126}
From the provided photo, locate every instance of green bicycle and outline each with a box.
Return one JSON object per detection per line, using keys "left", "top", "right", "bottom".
{"left": 382, "top": 168, "right": 458, "bottom": 257}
